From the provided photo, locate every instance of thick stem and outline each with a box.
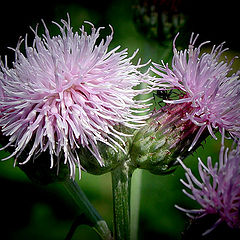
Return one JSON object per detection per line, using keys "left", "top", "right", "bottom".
{"left": 63, "top": 179, "right": 112, "bottom": 240}
{"left": 111, "top": 160, "right": 134, "bottom": 240}
{"left": 130, "top": 169, "right": 142, "bottom": 240}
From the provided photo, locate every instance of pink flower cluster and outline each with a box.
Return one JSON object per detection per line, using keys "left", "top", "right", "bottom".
{"left": 176, "top": 144, "right": 240, "bottom": 234}
{"left": 0, "top": 17, "right": 153, "bottom": 178}
{"left": 152, "top": 32, "right": 240, "bottom": 235}
{"left": 152, "top": 33, "right": 240, "bottom": 150}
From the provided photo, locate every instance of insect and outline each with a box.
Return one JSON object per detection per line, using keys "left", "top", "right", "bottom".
{"left": 156, "top": 90, "right": 173, "bottom": 100}
{"left": 153, "top": 89, "right": 174, "bottom": 108}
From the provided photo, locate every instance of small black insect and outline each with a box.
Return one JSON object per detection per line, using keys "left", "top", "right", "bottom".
{"left": 156, "top": 90, "right": 173, "bottom": 100}
{"left": 153, "top": 89, "right": 174, "bottom": 108}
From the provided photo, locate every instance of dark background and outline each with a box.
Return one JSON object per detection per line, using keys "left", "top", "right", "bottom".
{"left": 0, "top": 0, "right": 239, "bottom": 239}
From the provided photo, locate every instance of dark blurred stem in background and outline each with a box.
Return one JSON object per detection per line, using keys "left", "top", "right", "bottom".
{"left": 63, "top": 179, "right": 112, "bottom": 240}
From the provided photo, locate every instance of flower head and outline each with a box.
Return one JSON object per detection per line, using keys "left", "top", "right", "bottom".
{"left": 0, "top": 16, "right": 153, "bottom": 178}
{"left": 176, "top": 144, "right": 240, "bottom": 234}
{"left": 151, "top": 33, "right": 240, "bottom": 150}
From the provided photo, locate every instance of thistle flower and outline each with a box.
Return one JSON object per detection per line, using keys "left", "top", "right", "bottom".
{"left": 176, "top": 144, "right": 240, "bottom": 235}
{"left": 0, "top": 16, "right": 153, "bottom": 178}
{"left": 151, "top": 33, "right": 240, "bottom": 150}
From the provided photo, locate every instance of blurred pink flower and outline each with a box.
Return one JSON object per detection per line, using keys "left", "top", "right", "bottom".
{"left": 176, "top": 144, "right": 240, "bottom": 234}
{"left": 0, "top": 17, "right": 153, "bottom": 178}
{"left": 151, "top": 33, "right": 240, "bottom": 150}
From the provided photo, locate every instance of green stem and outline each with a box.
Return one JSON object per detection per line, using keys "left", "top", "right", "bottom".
{"left": 111, "top": 160, "right": 134, "bottom": 240}
{"left": 130, "top": 169, "right": 142, "bottom": 240}
{"left": 63, "top": 179, "right": 112, "bottom": 240}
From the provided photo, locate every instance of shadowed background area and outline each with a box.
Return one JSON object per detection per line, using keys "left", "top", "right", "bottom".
{"left": 0, "top": 0, "right": 239, "bottom": 239}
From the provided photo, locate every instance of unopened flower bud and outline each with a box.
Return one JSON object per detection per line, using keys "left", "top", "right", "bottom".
{"left": 130, "top": 103, "right": 209, "bottom": 175}
{"left": 132, "top": 0, "right": 186, "bottom": 42}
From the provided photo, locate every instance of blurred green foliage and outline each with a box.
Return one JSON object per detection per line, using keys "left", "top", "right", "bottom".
{"left": 0, "top": 0, "right": 239, "bottom": 239}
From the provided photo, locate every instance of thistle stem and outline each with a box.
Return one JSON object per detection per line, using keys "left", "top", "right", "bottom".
{"left": 130, "top": 169, "right": 142, "bottom": 240}
{"left": 111, "top": 160, "right": 134, "bottom": 240}
{"left": 63, "top": 179, "right": 112, "bottom": 240}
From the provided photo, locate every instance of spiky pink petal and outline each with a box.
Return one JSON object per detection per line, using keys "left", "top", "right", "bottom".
{"left": 176, "top": 144, "right": 240, "bottom": 234}
{"left": 152, "top": 33, "right": 240, "bottom": 149}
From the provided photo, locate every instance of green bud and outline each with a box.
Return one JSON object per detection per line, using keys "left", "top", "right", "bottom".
{"left": 130, "top": 103, "right": 209, "bottom": 175}
{"left": 79, "top": 125, "right": 134, "bottom": 175}
{"left": 132, "top": 0, "right": 187, "bottom": 43}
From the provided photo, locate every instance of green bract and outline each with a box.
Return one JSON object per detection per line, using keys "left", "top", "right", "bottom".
{"left": 79, "top": 125, "right": 134, "bottom": 175}
{"left": 129, "top": 103, "right": 209, "bottom": 175}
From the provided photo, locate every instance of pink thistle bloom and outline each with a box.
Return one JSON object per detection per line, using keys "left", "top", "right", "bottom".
{"left": 0, "top": 17, "right": 153, "bottom": 178}
{"left": 151, "top": 33, "right": 240, "bottom": 150}
{"left": 176, "top": 144, "right": 240, "bottom": 235}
